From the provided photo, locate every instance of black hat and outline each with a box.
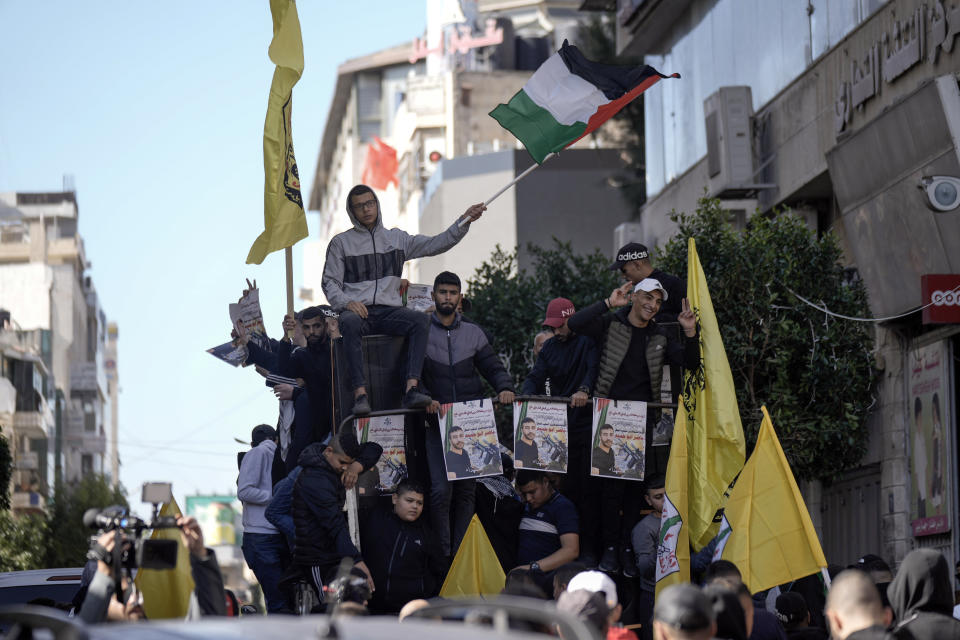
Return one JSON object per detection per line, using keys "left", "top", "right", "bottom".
{"left": 608, "top": 242, "right": 650, "bottom": 270}
{"left": 774, "top": 592, "right": 808, "bottom": 628}
{"left": 654, "top": 584, "right": 715, "bottom": 632}
{"left": 338, "top": 428, "right": 362, "bottom": 459}
{"left": 251, "top": 424, "right": 277, "bottom": 446}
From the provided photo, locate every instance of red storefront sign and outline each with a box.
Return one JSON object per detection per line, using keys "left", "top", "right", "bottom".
{"left": 921, "top": 274, "right": 960, "bottom": 324}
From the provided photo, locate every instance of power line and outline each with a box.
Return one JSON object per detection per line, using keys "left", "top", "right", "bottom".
{"left": 785, "top": 284, "right": 960, "bottom": 323}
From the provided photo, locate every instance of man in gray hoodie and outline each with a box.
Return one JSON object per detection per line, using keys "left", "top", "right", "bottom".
{"left": 322, "top": 184, "right": 485, "bottom": 414}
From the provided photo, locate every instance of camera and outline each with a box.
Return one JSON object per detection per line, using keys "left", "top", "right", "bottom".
{"left": 918, "top": 175, "right": 960, "bottom": 212}
{"left": 84, "top": 482, "right": 181, "bottom": 572}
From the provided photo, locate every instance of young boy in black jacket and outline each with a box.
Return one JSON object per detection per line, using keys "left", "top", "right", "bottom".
{"left": 292, "top": 429, "right": 382, "bottom": 605}
{"left": 360, "top": 479, "right": 446, "bottom": 614}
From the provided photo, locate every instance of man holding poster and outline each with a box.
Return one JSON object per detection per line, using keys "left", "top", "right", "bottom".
{"left": 569, "top": 278, "right": 697, "bottom": 574}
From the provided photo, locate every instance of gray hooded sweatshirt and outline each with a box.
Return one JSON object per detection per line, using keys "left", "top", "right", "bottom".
{"left": 321, "top": 188, "right": 470, "bottom": 310}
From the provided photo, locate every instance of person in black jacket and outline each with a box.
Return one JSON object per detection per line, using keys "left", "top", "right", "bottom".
{"left": 360, "top": 479, "right": 445, "bottom": 614}
{"left": 292, "top": 429, "right": 382, "bottom": 606}
{"left": 420, "top": 270, "right": 515, "bottom": 558}
{"left": 521, "top": 297, "right": 598, "bottom": 526}
{"left": 567, "top": 277, "right": 698, "bottom": 575}
{"left": 608, "top": 242, "right": 685, "bottom": 323}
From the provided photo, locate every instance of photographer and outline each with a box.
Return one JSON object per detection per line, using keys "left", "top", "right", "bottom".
{"left": 79, "top": 515, "right": 226, "bottom": 622}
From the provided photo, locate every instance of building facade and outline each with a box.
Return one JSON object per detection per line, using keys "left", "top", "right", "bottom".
{"left": 0, "top": 190, "right": 120, "bottom": 512}
{"left": 303, "top": 0, "right": 629, "bottom": 302}
{"left": 608, "top": 0, "right": 960, "bottom": 568}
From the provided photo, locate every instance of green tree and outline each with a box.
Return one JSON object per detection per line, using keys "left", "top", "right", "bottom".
{"left": 0, "top": 511, "right": 49, "bottom": 571}
{"left": 658, "top": 197, "right": 878, "bottom": 480}
{"left": 467, "top": 239, "right": 621, "bottom": 387}
{"left": 46, "top": 475, "right": 128, "bottom": 568}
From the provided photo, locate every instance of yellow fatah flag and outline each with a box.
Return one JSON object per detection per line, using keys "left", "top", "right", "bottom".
{"left": 655, "top": 402, "right": 691, "bottom": 595}
{"left": 246, "top": 0, "right": 309, "bottom": 265}
{"left": 683, "top": 237, "right": 746, "bottom": 549}
{"left": 133, "top": 499, "right": 195, "bottom": 619}
{"left": 713, "top": 406, "right": 828, "bottom": 593}
{"left": 439, "top": 514, "right": 505, "bottom": 598}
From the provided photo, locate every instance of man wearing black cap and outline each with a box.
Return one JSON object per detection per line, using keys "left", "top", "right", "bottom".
{"left": 608, "top": 242, "right": 685, "bottom": 323}
{"left": 775, "top": 592, "right": 827, "bottom": 640}
{"left": 653, "top": 584, "right": 717, "bottom": 640}
{"left": 238, "top": 424, "right": 290, "bottom": 613}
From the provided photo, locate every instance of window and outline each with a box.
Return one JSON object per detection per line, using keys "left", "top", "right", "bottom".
{"left": 81, "top": 454, "right": 93, "bottom": 476}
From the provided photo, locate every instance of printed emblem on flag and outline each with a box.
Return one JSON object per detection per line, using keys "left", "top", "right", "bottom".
{"left": 711, "top": 514, "right": 732, "bottom": 561}
{"left": 656, "top": 493, "right": 683, "bottom": 580}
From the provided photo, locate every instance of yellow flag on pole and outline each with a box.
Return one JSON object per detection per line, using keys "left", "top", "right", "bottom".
{"left": 655, "top": 402, "right": 691, "bottom": 595}
{"left": 133, "top": 499, "right": 194, "bottom": 619}
{"left": 246, "top": 0, "right": 309, "bottom": 265}
{"left": 439, "top": 514, "right": 505, "bottom": 598}
{"left": 683, "top": 237, "right": 746, "bottom": 549}
{"left": 713, "top": 406, "right": 828, "bottom": 593}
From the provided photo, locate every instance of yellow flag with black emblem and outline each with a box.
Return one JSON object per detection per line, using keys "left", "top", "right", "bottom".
{"left": 683, "top": 237, "right": 746, "bottom": 549}
{"left": 246, "top": 0, "right": 309, "bottom": 265}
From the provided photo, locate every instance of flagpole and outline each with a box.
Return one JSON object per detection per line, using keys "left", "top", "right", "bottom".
{"left": 284, "top": 246, "right": 294, "bottom": 339}
{"left": 458, "top": 153, "right": 556, "bottom": 226}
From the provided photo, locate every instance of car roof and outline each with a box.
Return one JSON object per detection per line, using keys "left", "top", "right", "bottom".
{"left": 87, "top": 616, "right": 552, "bottom": 640}
{"left": 0, "top": 568, "right": 84, "bottom": 586}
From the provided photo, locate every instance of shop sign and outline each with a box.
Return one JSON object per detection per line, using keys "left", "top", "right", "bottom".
{"left": 921, "top": 274, "right": 960, "bottom": 324}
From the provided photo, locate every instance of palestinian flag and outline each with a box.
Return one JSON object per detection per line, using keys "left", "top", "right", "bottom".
{"left": 489, "top": 40, "right": 679, "bottom": 163}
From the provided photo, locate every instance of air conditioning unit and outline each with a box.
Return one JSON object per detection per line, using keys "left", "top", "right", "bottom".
{"left": 704, "top": 86, "right": 771, "bottom": 198}
{"left": 612, "top": 222, "right": 643, "bottom": 255}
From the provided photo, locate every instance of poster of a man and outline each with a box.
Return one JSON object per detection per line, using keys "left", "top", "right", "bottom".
{"left": 444, "top": 426, "right": 475, "bottom": 479}
{"left": 439, "top": 400, "right": 504, "bottom": 480}
{"left": 515, "top": 417, "right": 541, "bottom": 468}
{"left": 512, "top": 400, "right": 568, "bottom": 472}
{"left": 590, "top": 398, "right": 646, "bottom": 481}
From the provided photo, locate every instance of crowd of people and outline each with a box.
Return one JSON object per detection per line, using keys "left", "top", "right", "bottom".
{"left": 187, "top": 183, "right": 960, "bottom": 638}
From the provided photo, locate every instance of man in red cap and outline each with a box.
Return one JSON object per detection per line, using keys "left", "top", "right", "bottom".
{"left": 522, "top": 297, "right": 599, "bottom": 555}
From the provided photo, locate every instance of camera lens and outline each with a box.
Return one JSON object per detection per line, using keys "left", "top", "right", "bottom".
{"left": 934, "top": 180, "right": 958, "bottom": 206}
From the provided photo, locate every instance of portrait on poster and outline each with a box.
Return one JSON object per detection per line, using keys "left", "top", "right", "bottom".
{"left": 908, "top": 340, "right": 951, "bottom": 537}
{"left": 439, "top": 399, "right": 503, "bottom": 480}
{"left": 590, "top": 398, "right": 647, "bottom": 481}
{"left": 513, "top": 400, "right": 568, "bottom": 472}
{"left": 355, "top": 414, "right": 407, "bottom": 495}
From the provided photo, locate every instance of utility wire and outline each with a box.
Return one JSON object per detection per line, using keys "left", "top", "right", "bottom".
{"left": 784, "top": 284, "right": 960, "bottom": 323}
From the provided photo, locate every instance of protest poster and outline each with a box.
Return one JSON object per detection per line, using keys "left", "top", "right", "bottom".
{"left": 439, "top": 399, "right": 503, "bottom": 480}
{"left": 206, "top": 341, "right": 247, "bottom": 367}
{"left": 402, "top": 283, "right": 433, "bottom": 312}
{"left": 229, "top": 287, "right": 270, "bottom": 351}
{"left": 590, "top": 398, "right": 647, "bottom": 481}
{"left": 513, "top": 400, "right": 568, "bottom": 472}
{"left": 908, "top": 340, "right": 952, "bottom": 536}
{"left": 652, "top": 368, "right": 674, "bottom": 446}
{"left": 355, "top": 414, "right": 407, "bottom": 495}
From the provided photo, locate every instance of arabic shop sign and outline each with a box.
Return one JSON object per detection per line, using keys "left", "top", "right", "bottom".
{"left": 409, "top": 18, "right": 504, "bottom": 64}
{"left": 835, "top": 2, "right": 960, "bottom": 134}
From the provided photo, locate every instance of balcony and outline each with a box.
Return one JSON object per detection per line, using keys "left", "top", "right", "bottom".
{"left": 11, "top": 490, "right": 45, "bottom": 513}
{"left": 14, "top": 451, "right": 39, "bottom": 471}
{"left": 70, "top": 361, "right": 103, "bottom": 394}
{"left": 13, "top": 408, "right": 53, "bottom": 439}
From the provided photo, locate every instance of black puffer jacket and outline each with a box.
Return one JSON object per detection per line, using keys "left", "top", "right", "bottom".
{"left": 292, "top": 442, "right": 382, "bottom": 569}
{"left": 360, "top": 507, "right": 445, "bottom": 613}
{"left": 421, "top": 312, "right": 513, "bottom": 403}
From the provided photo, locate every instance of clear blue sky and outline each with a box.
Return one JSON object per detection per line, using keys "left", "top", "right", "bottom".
{"left": 0, "top": 1, "right": 426, "bottom": 509}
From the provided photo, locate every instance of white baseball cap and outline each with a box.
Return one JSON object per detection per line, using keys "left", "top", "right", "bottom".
{"left": 566, "top": 570, "right": 618, "bottom": 609}
{"left": 633, "top": 277, "right": 668, "bottom": 301}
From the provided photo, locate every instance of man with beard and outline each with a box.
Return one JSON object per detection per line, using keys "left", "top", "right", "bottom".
{"left": 420, "top": 270, "right": 514, "bottom": 558}
{"left": 568, "top": 278, "right": 698, "bottom": 575}
{"left": 515, "top": 417, "right": 542, "bottom": 468}
{"left": 321, "top": 184, "right": 487, "bottom": 415}
{"left": 444, "top": 426, "right": 474, "bottom": 478}
{"left": 522, "top": 297, "right": 598, "bottom": 530}
{"left": 242, "top": 306, "right": 339, "bottom": 476}
{"left": 591, "top": 424, "right": 618, "bottom": 476}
